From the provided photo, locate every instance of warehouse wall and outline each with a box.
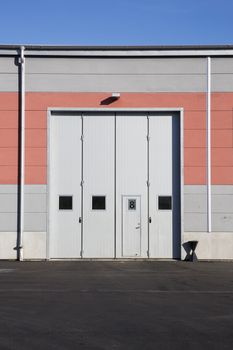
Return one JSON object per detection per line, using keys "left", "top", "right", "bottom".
{"left": 0, "top": 54, "right": 232, "bottom": 259}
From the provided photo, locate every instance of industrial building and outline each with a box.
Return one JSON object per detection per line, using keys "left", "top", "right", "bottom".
{"left": 0, "top": 45, "right": 232, "bottom": 260}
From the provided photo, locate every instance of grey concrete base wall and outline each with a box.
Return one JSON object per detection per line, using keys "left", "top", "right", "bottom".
{"left": 0, "top": 231, "right": 46, "bottom": 260}
{"left": 184, "top": 185, "right": 233, "bottom": 232}
{"left": 182, "top": 232, "right": 233, "bottom": 260}
{"left": 1, "top": 231, "right": 232, "bottom": 260}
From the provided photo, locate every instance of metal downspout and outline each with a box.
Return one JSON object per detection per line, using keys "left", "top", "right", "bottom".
{"left": 19, "top": 46, "right": 25, "bottom": 260}
{"left": 207, "top": 57, "right": 212, "bottom": 232}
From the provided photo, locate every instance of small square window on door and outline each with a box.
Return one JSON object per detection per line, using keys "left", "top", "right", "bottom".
{"left": 128, "top": 199, "right": 136, "bottom": 210}
{"left": 59, "top": 196, "right": 73, "bottom": 210}
{"left": 92, "top": 196, "right": 106, "bottom": 210}
{"left": 158, "top": 196, "right": 172, "bottom": 210}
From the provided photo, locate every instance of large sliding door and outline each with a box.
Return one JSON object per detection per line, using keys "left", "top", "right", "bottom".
{"left": 49, "top": 111, "right": 180, "bottom": 259}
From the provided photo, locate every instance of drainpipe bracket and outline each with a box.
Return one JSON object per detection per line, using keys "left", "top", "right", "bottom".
{"left": 18, "top": 57, "right": 25, "bottom": 64}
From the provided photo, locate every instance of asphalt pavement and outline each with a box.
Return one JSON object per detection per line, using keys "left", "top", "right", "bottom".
{"left": 0, "top": 261, "right": 232, "bottom": 350}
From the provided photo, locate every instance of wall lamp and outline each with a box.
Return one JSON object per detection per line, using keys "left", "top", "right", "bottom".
{"left": 100, "top": 93, "right": 121, "bottom": 105}
{"left": 111, "top": 92, "right": 121, "bottom": 100}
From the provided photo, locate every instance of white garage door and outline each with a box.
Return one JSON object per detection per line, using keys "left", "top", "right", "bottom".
{"left": 49, "top": 112, "right": 180, "bottom": 259}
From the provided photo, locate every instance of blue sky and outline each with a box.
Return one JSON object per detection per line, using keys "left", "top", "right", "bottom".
{"left": 0, "top": 0, "right": 232, "bottom": 45}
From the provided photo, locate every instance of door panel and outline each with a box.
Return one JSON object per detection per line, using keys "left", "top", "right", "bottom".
{"left": 149, "top": 115, "right": 174, "bottom": 258}
{"left": 83, "top": 114, "right": 115, "bottom": 258}
{"left": 49, "top": 115, "right": 82, "bottom": 258}
{"left": 116, "top": 114, "right": 148, "bottom": 258}
{"left": 122, "top": 196, "right": 141, "bottom": 257}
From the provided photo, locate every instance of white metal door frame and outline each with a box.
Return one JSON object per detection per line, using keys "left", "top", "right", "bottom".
{"left": 47, "top": 108, "right": 184, "bottom": 260}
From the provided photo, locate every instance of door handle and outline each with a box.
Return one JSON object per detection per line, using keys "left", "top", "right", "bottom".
{"left": 79, "top": 217, "right": 82, "bottom": 223}
{"left": 135, "top": 225, "right": 141, "bottom": 229}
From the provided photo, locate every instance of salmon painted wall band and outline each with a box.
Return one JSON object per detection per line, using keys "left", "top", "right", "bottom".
{"left": 0, "top": 92, "right": 232, "bottom": 185}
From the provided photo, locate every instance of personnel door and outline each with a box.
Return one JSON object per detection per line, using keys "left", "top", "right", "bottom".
{"left": 122, "top": 196, "right": 141, "bottom": 257}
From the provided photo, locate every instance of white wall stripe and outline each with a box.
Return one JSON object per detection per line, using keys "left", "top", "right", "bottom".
{"left": 19, "top": 46, "right": 25, "bottom": 260}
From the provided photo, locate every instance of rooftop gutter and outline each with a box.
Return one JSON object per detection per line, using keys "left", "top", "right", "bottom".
{"left": 0, "top": 44, "right": 233, "bottom": 57}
